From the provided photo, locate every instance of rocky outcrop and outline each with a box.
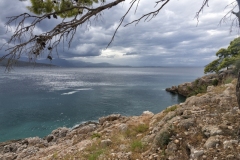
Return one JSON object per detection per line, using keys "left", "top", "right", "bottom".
{"left": 166, "top": 70, "right": 235, "bottom": 97}
{"left": 0, "top": 78, "right": 239, "bottom": 160}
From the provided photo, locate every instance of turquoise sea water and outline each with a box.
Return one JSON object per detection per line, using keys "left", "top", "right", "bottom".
{"left": 0, "top": 67, "right": 204, "bottom": 142}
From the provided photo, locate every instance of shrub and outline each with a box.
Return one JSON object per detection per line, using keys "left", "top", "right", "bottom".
{"left": 164, "top": 105, "right": 177, "bottom": 113}
{"left": 224, "top": 76, "right": 234, "bottom": 84}
{"left": 88, "top": 149, "right": 104, "bottom": 160}
{"left": 212, "top": 79, "right": 218, "bottom": 86}
{"left": 91, "top": 133, "right": 101, "bottom": 139}
{"left": 194, "top": 78, "right": 200, "bottom": 86}
{"left": 124, "top": 124, "right": 149, "bottom": 138}
{"left": 156, "top": 131, "right": 172, "bottom": 148}
{"left": 131, "top": 140, "right": 145, "bottom": 152}
{"left": 135, "top": 124, "right": 149, "bottom": 133}
{"left": 188, "top": 85, "right": 207, "bottom": 97}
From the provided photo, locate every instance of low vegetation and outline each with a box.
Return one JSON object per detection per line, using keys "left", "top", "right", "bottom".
{"left": 164, "top": 105, "right": 178, "bottom": 114}
{"left": 156, "top": 130, "right": 173, "bottom": 149}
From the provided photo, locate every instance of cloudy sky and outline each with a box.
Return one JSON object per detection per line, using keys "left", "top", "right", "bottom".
{"left": 0, "top": 0, "right": 239, "bottom": 66}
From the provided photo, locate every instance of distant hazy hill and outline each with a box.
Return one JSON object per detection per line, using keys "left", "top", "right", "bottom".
{"left": 0, "top": 58, "right": 128, "bottom": 68}
{"left": 0, "top": 59, "right": 54, "bottom": 67}
{"left": 36, "top": 58, "right": 127, "bottom": 68}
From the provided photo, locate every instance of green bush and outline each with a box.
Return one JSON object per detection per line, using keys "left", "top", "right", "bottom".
{"left": 224, "top": 76, "right": 234, "bottom": 84}
{"left": 212, "top": 79, "right": 219, "bottom": 86}
{"left": 131, "top": 140, "right": 145, "bottom": 152}
{"left": 88, "top": 149, "right": 104, "bottom": 160}
{"left": 156, "top": 131, "right": 172, "bottom": 148}
{"left": 135, "top": 124, "right": 149, "bottom": 133}
{"left": 91, "top": 133, "right": 101, "bottom": 139}
{"left": 194, "top": 78, "right": 200, "bottom": 86}
{"left": 188, "top": 85, "right": 207, "bottom": 97}
{"left": 164, "top": 105, "right": 177, "bottom": 113}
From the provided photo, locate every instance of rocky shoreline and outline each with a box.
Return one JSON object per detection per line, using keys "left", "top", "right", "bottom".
{"left": 166, "top": 70, "right": 235, "bottom": 97}
{"left": 1, "top": 75, "right": 240, "bottom": 160}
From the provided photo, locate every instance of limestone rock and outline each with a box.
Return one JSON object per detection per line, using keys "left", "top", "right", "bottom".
{"left": 17, "top": 146, "right": 39, "bottom": 159}
{"left": 202, "top": 125, "right": 223, "bottom": 137}
{"left": 101, "top": 139, "right": 112, "bottom": 147}
{"left": 3, "top": 143, "right": 18, "bottom": 153}
{"left": 46, "top": 134, "right": 54, "bottom": 143}
{"left": 51, "top": 127, "right": 69, "bottom": 138}
{"left": 166, "top": 141, "right": 178, "bottom": 153}
{"left": 207, "top": 85, "right": 214, "bottom": 92}
{"left": 165, "top": 86, "right": 178, "bottom": 94}
{"left": 77, "top": 124, "right": 97, "bottom": 134}
{"left": 26, "top": 137, "right": 43, "bottom": 146}
{"left": 99, "top": 114, "right": 121, "bottom": 125}
{"left": 204, "top": 136, "right": 219, "bottom": 149}
{"left": 118, "top": 124, "right": 128, "bottom": 132}
{"left": 0, "top": 153, "right": 17, "bottom": 160}
{"left": 142, "top": 111, "right": 154, "bottom": 117}
{"left": 190, "top": 149, "right": 204, "bottom": 159}
{"left": 178, "top": 118, "right": 195, "bottom": 130}
{"left": 223, "top": 140, "right": 238, "bottom": 149}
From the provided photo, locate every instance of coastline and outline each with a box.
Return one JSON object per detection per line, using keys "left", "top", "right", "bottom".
{"left": 1, "top": 73, "right": 240, "bottom": 159}
{"left": 166, "top": 70, "right": 236, "bottom": 97}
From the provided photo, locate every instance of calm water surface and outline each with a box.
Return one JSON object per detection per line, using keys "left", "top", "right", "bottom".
{"left": 0, "top": 67, "right": 203, "bottom": 142}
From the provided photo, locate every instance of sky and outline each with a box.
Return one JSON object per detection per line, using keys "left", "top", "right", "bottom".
{"left": 0, "top": 0, "right": 239, "bottom": 67}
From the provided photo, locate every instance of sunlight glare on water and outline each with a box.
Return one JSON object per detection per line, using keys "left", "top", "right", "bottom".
{"left": 0, "top": 67, "right": 204, "bottom": 142}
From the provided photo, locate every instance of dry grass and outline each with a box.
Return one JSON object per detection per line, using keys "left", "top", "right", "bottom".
{"left": 164, "top": 105, "right": 178, "bottom": 114}
{"left": 212, "top": 85, "right": 227, "bottom": 94}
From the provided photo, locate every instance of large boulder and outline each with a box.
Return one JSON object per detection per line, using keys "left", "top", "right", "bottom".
{"left": 51, "top": 127, "right": 69, "bottom": 138}
{"left": 99, "top": 114, "right": 122, "bottom": 125}
{"left": 204, "top": 136, "right": 219, "bottom": 149}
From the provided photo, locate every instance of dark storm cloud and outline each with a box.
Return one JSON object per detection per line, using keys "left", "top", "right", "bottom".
{"left": 0, "top": 0, "right": 238, "bottom": 66}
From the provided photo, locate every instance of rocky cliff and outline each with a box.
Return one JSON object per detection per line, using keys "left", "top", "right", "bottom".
{"left": 0, "top": 79, "right": 240, "bottom": 160}
{"left": 166, "top": 70, "right": 235, "bottom": 97}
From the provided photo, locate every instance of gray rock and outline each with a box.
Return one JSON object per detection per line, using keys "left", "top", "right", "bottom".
{"left": 207, "top": 86, "right": 214, "bottom": 92}
{"left": 46, "top": 134, "right": 54, "bottom": 143}
{"left": 16, "top": 144, "right": 27, "bottom": 153}
{"left": 202, "top": 125, "right": 223, "bottom": 137}
{"left": 100, "top": 139, "right": 112, "bottom": 147}
{"left": 191, "top": 149, "right": 204, "bottom": 159}
{"left": 177, "top": 82, "right": 193, "bottom": 97}
{"left": 17, "top": 146, "right": 39, "bottom": 159}
{"left": 204, "top": 136, "right": 219, "bottom": 149}
{"left": 77, "top": 124, "right": 97, "bottom": 134}
{"left": 51, "top": 127, "right": 69, "bottom": 138}
{"left": 3, "top": 143, "right": 17, "bottom": 153}
{"left": 142, "top": 111, "right": 154, "bottom": 116}
{"left": 118, "top": 124, "right": 128, "bottom": 132}
{"left": 223, "top": 140, "right": 238, "bottom": 149}
{"left": 162, "top": 111, "right": 176, "bottom": 122}
{"left": 226, "top": 154, "right": 235, "bottom": 160}
{"left": 26, "top": 137, "right": 42, "bottom": 146}
{"left": 99, "top": 114, "right": 121, "bottom": 125}
{"left": 0, "top": 153, "right": 17, "bottom": 160}
{"left": 165, "top": 86, "right": 178, "bottom": 94}
{"left": 166, "top": 141, "right": 178, "bottom": 153}
{"left": 178, "top": 118, "right": 195, "bottom": 130}
{"left": 119, "top": 144, "right": 127, "bottom": 151}
{"left": 231, "top": 107, "right": 239, "bottom": 114}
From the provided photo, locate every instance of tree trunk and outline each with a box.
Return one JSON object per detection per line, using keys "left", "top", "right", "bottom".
{"left": 236, "top": 71, "right": 240, "bottom": 108}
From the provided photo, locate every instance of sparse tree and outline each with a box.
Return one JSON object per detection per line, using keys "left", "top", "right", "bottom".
{"left": 2, "top": 0, "right": 240, "bottom": 107}
{"left": 204, "top": 59, "right": 220, "bottom": 74}
{"left": 204, "top": 37, "right": 240, "bottom": 74}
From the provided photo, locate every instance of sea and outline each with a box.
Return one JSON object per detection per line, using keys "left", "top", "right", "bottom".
{"left": 0, "top": 67, "right": 204, "bottom": 142}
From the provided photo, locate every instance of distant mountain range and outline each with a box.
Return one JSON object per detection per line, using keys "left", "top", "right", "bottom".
{"left": 0, "top": 57, "right": 128, "bottom": 68}
{"left": 0, "top": 58, "right": 53, "bottom": 67}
